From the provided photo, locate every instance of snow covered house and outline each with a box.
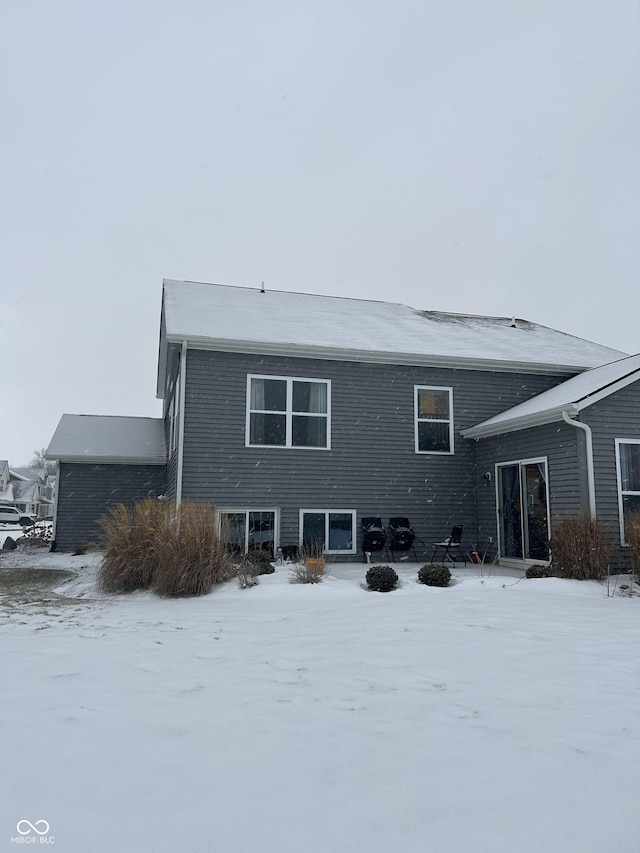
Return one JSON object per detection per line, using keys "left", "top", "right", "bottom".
{"left": 46, "top": 280, "right": 640, "bottom": 570}
{"left": 0, "top": 464, "right": 55, "bottom": 518}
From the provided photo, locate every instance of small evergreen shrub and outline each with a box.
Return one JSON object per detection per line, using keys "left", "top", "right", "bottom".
{"left": 418, "top": 564, "right": 451, "bottom": 587}
{"left": 550, "top": 516, "right": 613, "bottom": 580}
{"left": 366, "top": 565, "right": 398, "bottom": 592}
{"left": 246, "top": 549, "right": 275, "bottom": 574}
{"left": 525, "top": 564, "right": 554, "bottom": 579}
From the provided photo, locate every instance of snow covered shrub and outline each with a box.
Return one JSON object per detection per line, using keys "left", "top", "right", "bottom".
{"left": 525, "top": 564, "right": 554, "bottom": 579}
{"left": 99, "top": 499, "right": 234, "bottom": 596}
{"left": 549, "top": 516, "right": 613, "bottom": 580}
{"left": 237, "top": 559, "right": 260, "bottom": 589}
{"left": 366, "top": 565, "right": 398, "bottom": 592}
{"left": 246, "top": 549, "right": 275, "bottom": 574}
{"left": 417, "top": 564, "right": 451, "bottom": 586}
{"left": 21, "top": 523, "right": 52, "bottom": 548}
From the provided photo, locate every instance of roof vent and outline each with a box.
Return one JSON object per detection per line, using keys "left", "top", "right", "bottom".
{"left": 260, "top": 281, "right": 265, "bottom": 294}
{"left": 510, "top": 317, "right": 517, "bottom": 328}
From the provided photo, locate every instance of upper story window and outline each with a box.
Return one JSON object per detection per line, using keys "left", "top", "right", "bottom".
{"left": 616, "top": 439, "right": 640, "bottom": 544}
{"left": 414, "top": 386, "right": 454, "bottom": 454}
{"left": 247, "top": 375, "right": 330, "bottom": 449}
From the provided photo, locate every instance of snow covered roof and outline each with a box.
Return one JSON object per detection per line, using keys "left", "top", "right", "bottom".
{"left": 157, "top": 280, "right": 626, "bottom": 396}
{"left": 46, "top": 415, "right": 166, "bottom": 464}
{"left": 462, "top": 352, "right": 640, "bottom": 439}
{"left": 0, "top": 482, "right": 15, "bottom": 503}
{"left": 10, "top": 467, "right": 45, "bottom": 483}
{"left": 12, "top": 480, "right": 39, "bottom": 502}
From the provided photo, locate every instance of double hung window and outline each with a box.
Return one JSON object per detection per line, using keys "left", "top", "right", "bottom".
{"left": 414, "top": 386, "right": 454, "bottom": 453}
{"left": 247, "top": 375, "right": 330, "bottom": 448}
{"left": 616, "top": 440, "right": 640, "bottom": 544}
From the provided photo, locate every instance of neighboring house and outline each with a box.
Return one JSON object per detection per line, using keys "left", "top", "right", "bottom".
{"left": 11, "top": 468, "right": 55, "bottom": 518}
{"left": 0, "top": 460, "right": 11, "bottom": 507}
{"left": 46, "top": 279, "right": 639, "bottom": 570}
{"left": 0, "top": 463, "right": 55, "bottom": 518}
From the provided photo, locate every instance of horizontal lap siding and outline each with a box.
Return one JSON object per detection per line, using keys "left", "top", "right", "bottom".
{"left": 181, "top": 349, "right": 566, "bottom": 559}
{"left": 474, "top": 423, "right": 583, "bottom": 560}
{"left": 54, "top": 463, "right": 166, "bottom": 551}
{"left": 584, "top": 381, "right": 640, "bottom": 571}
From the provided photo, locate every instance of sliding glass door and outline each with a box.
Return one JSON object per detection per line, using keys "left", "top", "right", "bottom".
{"left": 220, "top": 510, "right": 277, "bottom": 556}
{"left": 497, "top": 459, "right": 549, "bottom": 562}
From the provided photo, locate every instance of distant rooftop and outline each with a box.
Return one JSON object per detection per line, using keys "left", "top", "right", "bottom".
{"left": 158, "top": 280, "right": 626, "bottom": 395}
{"left": 46, "top": 415, "right": 166, "bottom": 464}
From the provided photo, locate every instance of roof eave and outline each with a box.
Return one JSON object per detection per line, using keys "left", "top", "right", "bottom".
{"left": 166, "top": 334, "right": 592, "bottom": 375}
{"left": 51, "top": 455, "right": 167, "bottom": 465}
{"left": 461, "top": 404, "right": 580, "bottom": 440}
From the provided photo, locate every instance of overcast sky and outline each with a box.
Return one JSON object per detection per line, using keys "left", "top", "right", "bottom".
{"left": 1, "top": 1, "right": 638, "bottom": 466}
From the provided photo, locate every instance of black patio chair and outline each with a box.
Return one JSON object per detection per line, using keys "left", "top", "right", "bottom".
{"left": 361, "top": 517, "right": 388, "bottom": 561}
{"left": 388, "top": 517, "right": 424, "bottom": 562}
{"left": 431, "top": 525, "right": 466, "bottom": 565}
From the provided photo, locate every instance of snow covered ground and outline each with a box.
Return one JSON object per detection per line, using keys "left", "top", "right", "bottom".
{"left": 1, "top": 550, "right": 639, "bottom": 853}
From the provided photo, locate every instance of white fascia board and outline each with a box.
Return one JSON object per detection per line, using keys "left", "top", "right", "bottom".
{"left": 574, "top": 369, "right": 640, "bottom": 412}
{"left": 168, "top": 335, "right": 587, "bottom": 375}
{"left": 156, "top": 305, "right": 168, "bottom": 400}
{"left": 52, "top": 455, "right": 166, "bottom": 465}
{"left": 461, "top": 404, "right": 580, "bottom": 440}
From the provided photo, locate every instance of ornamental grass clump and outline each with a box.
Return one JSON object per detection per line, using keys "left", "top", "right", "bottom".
{"left": 549, "top": 515, "right": 613, "bottom": 581}
{"left": 98, "top": 498, "right": 167, "bottom": 592}
{"left": 98, "top": 499, "right": 234, "bottom": 596}
{"left": 417, "top": 564, "right": 451, "bottom": 587}
{"left": 365, "top": 565, "right": 398, "bottom": 592}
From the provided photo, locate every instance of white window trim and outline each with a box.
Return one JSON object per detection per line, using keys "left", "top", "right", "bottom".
{"left": 414, "top": 385, "right": 454, "bottom": 455}
{"left": 217, "top": 507, "right": 280, "bottom": 553}
{"left": 246, "top": 374, "right": 331, "bottom": 450}
{"left": 299, "top": 509, "right": 357, "bottom": 555}
{"left": 494, "top": 456, "right": 551, "bottom": 565}
{"left": 615, "top": 438, "right": 640, "bottom": 546}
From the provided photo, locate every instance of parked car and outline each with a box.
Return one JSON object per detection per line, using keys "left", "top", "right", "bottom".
{"left": 0, "top": 507, "right": 34, "bottom": 526}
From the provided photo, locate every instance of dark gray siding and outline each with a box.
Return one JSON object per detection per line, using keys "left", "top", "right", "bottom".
{"left": 180, "top": 348, "right": 568, "bottom": 559}
{"left": 584, "top": 380, "right": 640, "bottom": 571}
{"left": 473, "top": 422, "right": 583, "bottom": 561}
{"left": 53, "top": 463, "right": 166, "bottom": 551}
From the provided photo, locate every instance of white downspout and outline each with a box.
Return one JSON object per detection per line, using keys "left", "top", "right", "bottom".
{"left": 175, "top": 340, "right": 188, "bottom": 507}
{"left": 561, "top": 410, "right": 596, "bottom": 518}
